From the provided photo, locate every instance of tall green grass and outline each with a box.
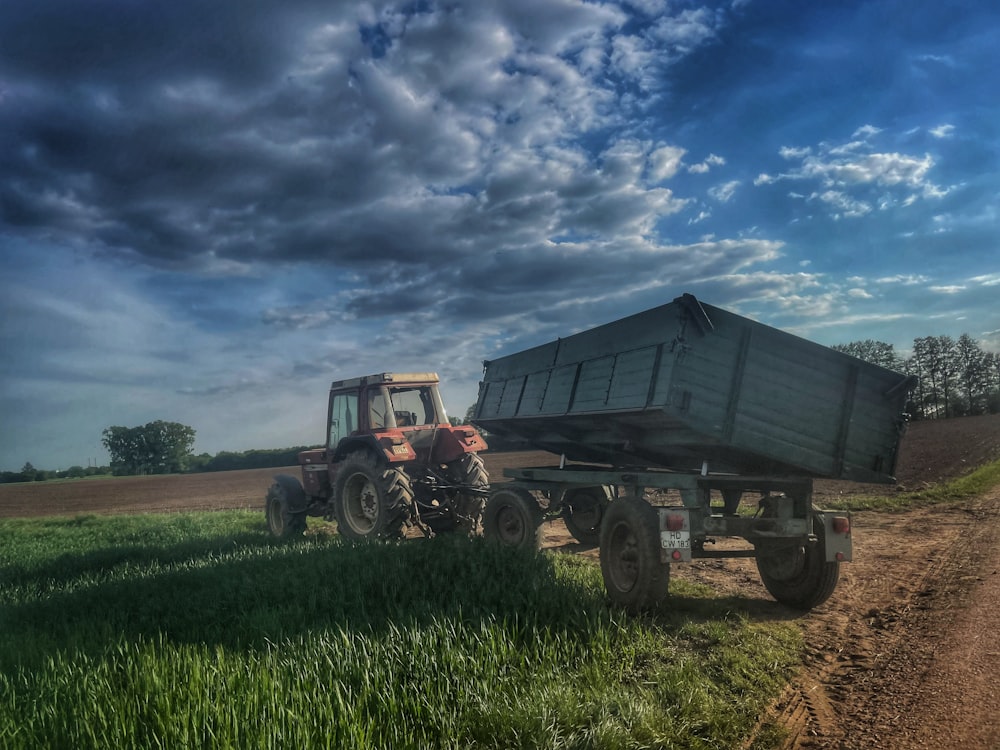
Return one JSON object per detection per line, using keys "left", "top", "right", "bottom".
{"left": 0, "top": 512, "right": 800, "bottom": 749}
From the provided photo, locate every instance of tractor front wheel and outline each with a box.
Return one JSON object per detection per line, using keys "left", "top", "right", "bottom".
{"left": 265, "top": 482, "right": 307, "bottom": 538}
{"left": 445, "top": 452, "right": 489, "bottom": 535}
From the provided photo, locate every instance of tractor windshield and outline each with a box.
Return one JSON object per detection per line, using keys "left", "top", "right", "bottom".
{"left": 372, "top": 385, "right": 445, "bottom": 428}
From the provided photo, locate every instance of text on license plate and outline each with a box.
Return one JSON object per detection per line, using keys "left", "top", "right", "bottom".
{"left": 392, "top": 445, "right": 409, "bottom": 455}
{"left": 661, "top": 530, "right": 690, "bottom": 549}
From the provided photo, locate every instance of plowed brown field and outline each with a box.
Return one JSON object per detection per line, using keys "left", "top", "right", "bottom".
{"left": 4, "top": 413, "right": 1000, "bottom": 749}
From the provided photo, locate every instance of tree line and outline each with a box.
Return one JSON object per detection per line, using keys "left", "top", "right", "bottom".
{"left": 0, "top": 462, "right": 112, "bottom": 485}
{"left": 1, "top": 419, "right": 316, "bottom": 484}
{"left": 832, "top": 333, "right": 1000, "bottom": 419}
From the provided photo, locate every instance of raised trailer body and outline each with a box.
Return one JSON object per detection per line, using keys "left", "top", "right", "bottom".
{"left": 474, "top": 294, "right": 913, "bottom": 611}
{"left": 474, "top": 293, "right": 912, "bottom": 483}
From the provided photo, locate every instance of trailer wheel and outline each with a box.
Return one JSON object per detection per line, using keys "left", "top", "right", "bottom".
{"left": 755, "top": 515, "right": 839, "bottom": 609}
{"left": 483, "top": 488, "right": 543, "bottom": 549}
{"left": 334, "top": 452, "right": 411, "bottom": 540}
{"left": 599, "top": 496, "right": 670, "bottom": 612}
{"left": 265, "top": 482, "right": 307, "bottom": 538}
{"left": 562, "top": 486, "right": 611, "bottom": 545}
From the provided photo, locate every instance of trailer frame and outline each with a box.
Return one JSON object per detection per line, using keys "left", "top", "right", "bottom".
{"left": 485, "top": 462, "right": 852, "bottom": 611}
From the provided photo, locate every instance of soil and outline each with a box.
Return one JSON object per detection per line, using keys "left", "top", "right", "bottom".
{"left": 4, "top": 413, "right": 1000, "bottom": 749}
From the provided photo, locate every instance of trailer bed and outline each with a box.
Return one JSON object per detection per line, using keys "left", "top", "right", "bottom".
{"left": 474, "top": 294, "right": 913, "bottom": 483}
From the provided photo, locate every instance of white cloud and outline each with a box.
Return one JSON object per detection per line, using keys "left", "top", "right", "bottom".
{"left": 875, "top": 275, "right": 930, "bottom": 285}
{"left": 756, "top": 128, "right": 950, "bottom": 216}
{"left": 688, "top": 153, "right": 725, "bottom": 173}
{"left": 929, "top": 123, "right": 955, "bottom": 138}
{"left": 852, "top": 124, "right": 882, "bottom": 139}
{"left": 969, "top": 273, "right": 1000, "bottom": 287}
{"left": 648, "top": 144, "right": 687, "bottom": 181}
{"left": 810, "top": 190, "right": 871, "bottom": 218}
{"left": 779, "top": 146, "right": 811, "bottom": 160}
{"left": 708, "top": 180, "right": 740, "bottom": 203}
{"left": 929, "top": 285, "right": 966, "bottom": 294}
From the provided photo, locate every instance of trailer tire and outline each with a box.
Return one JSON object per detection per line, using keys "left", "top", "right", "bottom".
{"left": 483, "top": 487, "right": 543, "bottom": 550}
{"left": 599, "top": 496, "right": 670, "bottom": 613}
{"left": 755, "top": 515, "right": 839, "bottom": 610}
{"left": 334, "top": 452, "right": 411, "bottom": 540}
{"left": 445, "top": 453, "right": 489, "bottom": 535}
{"left": 265, "top": 481, "right": 307, "bottom": 538}
{"left": 562, "top": 486, "right": 611, "bottom": 545}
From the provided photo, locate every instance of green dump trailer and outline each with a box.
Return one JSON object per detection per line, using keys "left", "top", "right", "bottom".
{"left": 473, "top": 293, "right": 914, "bottom": 611}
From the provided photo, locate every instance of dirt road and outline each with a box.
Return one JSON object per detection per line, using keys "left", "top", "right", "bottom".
{"left": 738, "top": 488, "right": 1000, "bottom": 750}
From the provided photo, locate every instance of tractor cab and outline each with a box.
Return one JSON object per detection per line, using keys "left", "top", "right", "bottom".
{"left": 324, "top": 372, "right": 485, "bottom": 466}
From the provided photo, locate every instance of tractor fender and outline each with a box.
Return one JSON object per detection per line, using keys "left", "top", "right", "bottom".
{"left": 272, "top": 473, "right": 307, "bottom": 512}
{"left": 431, "top": 425, "right": 489, "bottom": 464}
{"left": 333, "top": 434, "right": 414, "bottom": 464}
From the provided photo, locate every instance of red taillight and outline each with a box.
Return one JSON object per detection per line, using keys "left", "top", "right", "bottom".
{"left": 832, "top": 516, "right": 850, "bottom": 534}
{"left": 665, "top": 514, "right": 685, "bottom": 532}
{"left": 671, "top": 549, "right": 683, "bottom": 561}
{"left": 835, "top": 552, "right": 846, "bottom": 562}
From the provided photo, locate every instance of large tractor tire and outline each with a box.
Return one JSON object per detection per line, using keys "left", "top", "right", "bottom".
{"left": 561, "top": 486, "right": 612, "bottom": 545}
{"left": 265, "top": 478, "right": 307, "bottom": 538}
{"left": 755, "top": 513, "right": 839, "bottom": 610}
{"left": 444, "top": 452, "right": 489, "bottom": 535}
{"left": 334, "top": 452, "right": 412, "bottom": 540}
{"left": 599, "top": 496, "right": 670, "bottom": 613}
{"left": 483, "top": 487, "right": 543, "bottom": 550}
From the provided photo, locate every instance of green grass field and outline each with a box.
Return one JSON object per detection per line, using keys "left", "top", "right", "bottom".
{"left": 0, "top": 512, "right": 800, "bottom": 749}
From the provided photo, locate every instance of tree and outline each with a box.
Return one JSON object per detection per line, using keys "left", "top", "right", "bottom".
{"left": 955, "top": 334, "right": 989, "bottom": 415}
{"left": 20, "top": 462, "right": 37, "bottom": 482}
{"left": 909, "top": 336, "right": 958, "bottom": 419}
{"left": 102, "top": 421, "right": 196, "bottom": 475}
{"left": 831, "top": 340, "right": 903, "bottom": 371}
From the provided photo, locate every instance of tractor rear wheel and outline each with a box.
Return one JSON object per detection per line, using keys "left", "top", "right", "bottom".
{"left": 265, "top": 482, "right": 307, "bottom": 538}
{"left": 334, "top": 452, "right": 411, "bottom": 540}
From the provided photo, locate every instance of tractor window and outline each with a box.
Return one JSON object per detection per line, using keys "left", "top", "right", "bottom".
{"left": 368, "top": 391, "right": 389, "bottom": 429}
{"left": 388, "top": 387, "right": 436, "bottom": 427}
{"left": 329, "top": 392, "right": 358, "bottom": 448}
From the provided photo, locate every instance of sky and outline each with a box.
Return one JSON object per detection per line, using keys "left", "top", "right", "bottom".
{"left": 1, "top": 0, "right": 998, "bottom": 471}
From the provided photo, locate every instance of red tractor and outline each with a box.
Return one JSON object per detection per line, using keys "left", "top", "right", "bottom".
{"left": 265, "top": 372, "right": 489, "bottom": 540}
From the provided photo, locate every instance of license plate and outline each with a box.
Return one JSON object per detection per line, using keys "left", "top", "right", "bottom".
{"left": 661, "top": 530, "right": 690, "bottom": 549}
{"left": 392, "top": 445, "right": 409, "bottom": 455}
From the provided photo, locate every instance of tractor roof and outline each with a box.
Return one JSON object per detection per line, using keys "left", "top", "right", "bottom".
{"left": 329, "top": 372, "right": 440, "bottom": 390}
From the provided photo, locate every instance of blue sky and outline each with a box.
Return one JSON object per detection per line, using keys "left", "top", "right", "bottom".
{"left": 1, "top": 0, "right": 998, "bottom": 471}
